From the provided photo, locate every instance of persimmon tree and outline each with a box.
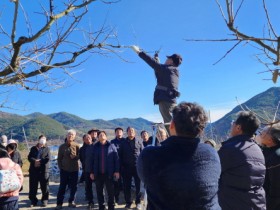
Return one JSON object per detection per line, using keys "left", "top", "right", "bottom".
{"left": 0, "top": 0, "right": 122, "bottom": 95}
{"left": 187, "top": 0, "right": 280, "bottom": 83}
{"left": 217, "top": 0, "right": 280, "bottom": 82}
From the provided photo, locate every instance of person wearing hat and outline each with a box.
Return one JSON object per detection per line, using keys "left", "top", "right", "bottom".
{"left": 6, "top": 139, "right": 23, "bottom": 167}
{"left": 131, "top": 45, "right": 182, "bottom": 133}
{"left": 88, "top": 128, "right": 100, "bottom": 144}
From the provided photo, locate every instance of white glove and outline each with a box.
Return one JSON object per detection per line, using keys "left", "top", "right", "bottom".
{"left": 131, "top": 45, "right": 140, "bottom": 54}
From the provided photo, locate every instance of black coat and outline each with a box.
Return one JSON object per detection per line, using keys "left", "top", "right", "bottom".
{"left": 137, "top": 136, "right": 221, "bottom": 210}
{"left": 10, "top": 150, "right": 23, "bottom": 167}
{"left": 28, "top": 144, "right": 50, "bottom": 177}
{"left": 84, "top": 144, "right": 95, "bottom": 173}
{"left": 218, "top": 135, "right": 266, "bottom": 210}
{"left": 79, "top": 143, "right": 91, "bottom": 169}
{"left": 0, "top": 144, "right": 5, "bottom": 150}
{"left": 119, "top": 137, "right": 144, "bottom": 169}
{"left": 263, "top": 145, "right": 280, "bottom": 210}
{"left": 139, "top": 52, "right": 179, "bottom": 104}
{"left": 110, "top": 137, "right": 125, "bottom": 153}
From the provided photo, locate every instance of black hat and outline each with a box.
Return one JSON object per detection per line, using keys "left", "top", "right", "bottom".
{"left": 167, "top": 54, "right": 182, "bottom": 67}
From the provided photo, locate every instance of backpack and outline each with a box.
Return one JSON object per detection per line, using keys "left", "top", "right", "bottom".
{"left": 0, "top": 168, "right": 21, "bottom": 193}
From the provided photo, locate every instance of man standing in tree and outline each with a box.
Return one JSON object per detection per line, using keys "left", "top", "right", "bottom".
{"left": 131, "top": 45, "right": 182, "bottom": 133}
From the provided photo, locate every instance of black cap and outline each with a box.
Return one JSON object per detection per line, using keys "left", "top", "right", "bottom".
{"left": 167, "top": 54, "right": 182, "bottom": 67}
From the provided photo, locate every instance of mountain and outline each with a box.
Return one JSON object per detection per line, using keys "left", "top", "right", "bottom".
{"left": 48, "top": 112, "right": 95, "bottom": 130}
{"left": 0, "top": 111, "right": 153, "bottom": 142}
{"left": 108, "top": 118, "right": 153, "bottom": 132}
{"left": 2, "top": 87, "right": 279, "bottom": 143}
{"left": 0, "top": 112, "right": 27, "bottom": 136}
{"left": 206, "top": 87, "right": 280, "bottom": 142}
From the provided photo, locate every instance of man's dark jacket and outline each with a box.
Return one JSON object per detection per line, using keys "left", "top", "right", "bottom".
{"left": 218, "top": 135, "right": 266, "bottom": 210}
{"left": 110, "top": 137, "right": 125, "bottom": 153}
{"left": 93, "top": 141, "right": 119, "bottom": 177}
{"left": 79, "top": 143, "right": 91, "bottom": 170}
{"left": 137, "top": 136, "right": 221, "bottom": 210}
{"left": 28, "top": 144, "right": 50, "bottom": 178}
{"left": 119, "top": 137, "right": 144, "bottom": 168}
{"left": 85, "top": 143, "right": 95, "bottom": 173}
{"left": 139, "top": 52, "right": 179, "bottom": 104}
{"left": 263, "top": 145, "right": 280, "bottom": 210}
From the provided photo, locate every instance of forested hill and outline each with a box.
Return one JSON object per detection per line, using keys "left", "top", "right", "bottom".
{"left": 0, "top": 111, "right": 153, "bottom": 142}
{"left": 205, "top": 87, "right": 280, "bottom": 142}
{"left": 1, "top": 87, "right": 279, "bottom": 143}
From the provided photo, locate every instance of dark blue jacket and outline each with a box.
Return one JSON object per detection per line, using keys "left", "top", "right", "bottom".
{"left": 263, "top": 145, "right": 280, "bottom": 210}
{"left": 79, "top": 143, "right": 91, "bottom": 169}
{"left": 93, "top": 141, "right": 119, "bottom": 177}
{"left": 139, "top": 52, "right": 179, "bottom": 104}
{"left": 119, "top": 137, "right": 144, "bottom": 169}
{"left": 218, "top": 135, "right": 266, "bottom": 210}
{"left": 137, "top": 136, "right": 221, "bottom": 210}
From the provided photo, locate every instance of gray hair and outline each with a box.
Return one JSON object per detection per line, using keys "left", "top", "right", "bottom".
{"left": 67, "top": 129, "right": 76, "bottom": 135}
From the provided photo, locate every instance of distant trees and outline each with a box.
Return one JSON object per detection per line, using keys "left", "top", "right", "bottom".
{"left": 0, "top": 0, "right": 122, "bottom": 105}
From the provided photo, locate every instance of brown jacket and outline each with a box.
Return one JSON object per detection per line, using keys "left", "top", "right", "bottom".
{"left": 57, "top": 142, "right": 80, "bottom": 172}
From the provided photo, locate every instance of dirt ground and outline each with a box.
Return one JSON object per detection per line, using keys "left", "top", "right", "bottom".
{"left": 18, "top": 175, "right": 138, "bottom": 210}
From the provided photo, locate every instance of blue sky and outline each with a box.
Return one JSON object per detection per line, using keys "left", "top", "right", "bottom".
{"left": 1, "top": 0, "right": 279, "bottom": 123}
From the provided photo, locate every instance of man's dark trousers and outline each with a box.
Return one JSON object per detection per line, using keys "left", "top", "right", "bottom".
{"left": 95, "top": 174, "right": 115, "bottom": 210}
{"left": 56, "top": 169, "right": 78, "bottom": 205}
{"left": 84, "top": 172, "right": 94, "bottom": 204}
{"left": 29, "top": 171, "right": 49, "bottom": 205}
{"left": 123, "top": 166, "right": 141, "bottom": 205}
{"left": 113, "top": 174, "right": 123, "bottom": 203}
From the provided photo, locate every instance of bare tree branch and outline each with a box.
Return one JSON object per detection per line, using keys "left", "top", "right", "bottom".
{"left": 0, "top": 0, "right": 127, "bottom": 95}
{"left": 189, "top": 0, "right": 280, "bottom": 82}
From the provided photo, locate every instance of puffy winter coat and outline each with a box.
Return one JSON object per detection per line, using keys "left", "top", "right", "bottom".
{"left": 218, "top": 135, "right": 266, "bottom": 210}
{"left": 263, "top": 145, "right": 280, "bottom": 210}
{"left": 137, "top": 136, "right": 221, "bottom": 210}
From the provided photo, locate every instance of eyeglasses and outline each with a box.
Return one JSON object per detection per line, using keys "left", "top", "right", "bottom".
{"left": 231, "top": 120, "right": 236, "bottom": 126}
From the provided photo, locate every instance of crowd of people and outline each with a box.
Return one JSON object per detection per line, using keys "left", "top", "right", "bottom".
{"left": 0, "top": 102, "right": 280, "bottom": 210}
